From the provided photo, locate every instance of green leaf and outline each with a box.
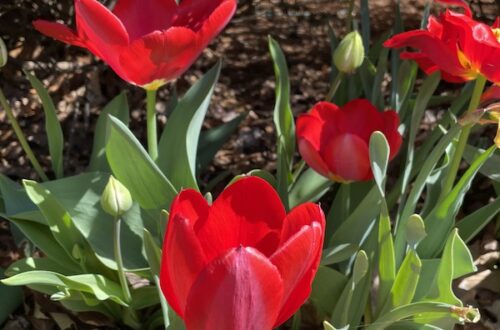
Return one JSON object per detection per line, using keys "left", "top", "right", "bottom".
{"left": 423, "top": 230, "right": 473, "bottom": 303}
{"left": 269, "top": 36, "right": 295, "bottom": 209}
{"left": 463, "top": 145, "right": 500, "bottom": 182}
{"left": 371, "top": 47, "right": 389, "bottom": 108}
{"left": 379, "top": 250, "right": 422, "bottom": 315}
{"left": 360, "top": 0, "right": 370, "bottom": 53}
{"left": 25, "top": 71, "right": 64, "bottom": 178}
{"left": 289, "top": 168, "right": 332, "bottom": 209}
{"left": 394, "top": 61, "right": 418, "bottom": 114}
{"left": 377, "top": 212, "right": 396, "bottom": 310}
{"left": 130, "top": 286, "right": 160, "bottom": 310}
{"left": 0, "top": 267, "right": 22, "bottom": 325}
{"left": 106, "top": 115, "right": 177, "bottom": 210}
{"left": 143, "top": 229, "right": 162, "bottom": 276}
{"left": 457, "top": 196, "right": 500, "bottom": 243}
{"left": 1, "top": 271, "right": 127, "bottom": 306}
{"left": 88, "top": 92, "right": 129, "bottom": 172}
{"left": 0, "top": 174, "right": 36, "bottom": 215}
{"left": 43, "top": 172, "right": 148, "bottom": 270}
{"left": 23, "top": 180, "right": 86, "bottom": 260}
{"left": 331, "top": 251, "right": 371, "bottom": 328}
{"left": 158, "top": 61, "right": 221, "bottom": 190}
{"left": 366, "top": 302, "right": 479, "bottom": 330}
{"left": 370, "top": 131, "right": 390, "bottom": 196}
{"left": 321, "top": 244, "right": 359, "bottom": 266}
{"left": 418, "top": 145, "right": 496, "bottom": 257}
{"left": 197, "top": 113, "right": 246, "bottom": 171}
{"left": 6, "top": 257, "right": 78, "bottom": 276}
{"left": 332, "top": 185, "right": 381, "bottom": 246}
{"left": 400, "top": 72, "right": 441, "bottom": 200}
{"left": 5, "top": 218, "right": 79, "bottom": 270}
{"left": 395, "top": 125, "right": 461, "bottom": 263}
{"left": 405, "top": 214, "right": 427, "bottom": 248}
{"left": 311, "top": 266, "right": 348, "bottom": 316}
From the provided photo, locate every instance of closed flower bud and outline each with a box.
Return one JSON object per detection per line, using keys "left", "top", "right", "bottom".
{"left": 334, "top": 31, "right": 365, "bottom": 74}
{"left": 101, "top": 176, "right": 132, "bottom": 218}
{"left": 0, "top": 37, "right": 7, "bottom": 68}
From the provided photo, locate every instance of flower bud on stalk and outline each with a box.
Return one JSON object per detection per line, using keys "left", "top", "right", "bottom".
{"left": 334, "top": 31, "right": 365, "bottom": 74}
{"left": 101, "top": 176, "right": 132, "bottom": 218}
{"left": 0, "top": 37, "right": 7, "bottom": 68}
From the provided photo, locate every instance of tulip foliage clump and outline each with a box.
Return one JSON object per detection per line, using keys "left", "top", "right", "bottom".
{"left": 0, "top": 0, "right": 498, "bottom": 329}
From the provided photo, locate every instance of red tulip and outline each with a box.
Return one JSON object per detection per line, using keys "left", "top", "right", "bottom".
{"left": 33, "top": 0, "right": 236, "bottom": 89}
{"left": 160, "top": 177, "right": 325, "bottom": 330}
{"left": 296, "top": 99, "right": 402, "bottom": 183}
{"left": 384, "top": 0, "right": 500, "bottom": 83}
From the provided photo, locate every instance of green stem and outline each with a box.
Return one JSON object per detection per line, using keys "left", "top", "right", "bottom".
{"left": 0, "top": 88, "right": 48, "bottom": 181}
{"left": 326, "top": 72, "right": 344, "bottom": 102}
{"left": 113, "top": 217, "right": 131, "bottom": 303}
{"left": 439, "top": 76, "right": 486, "bottom": 200}
{"left": 146, "top": 89, "right": 158, "bottom": 161}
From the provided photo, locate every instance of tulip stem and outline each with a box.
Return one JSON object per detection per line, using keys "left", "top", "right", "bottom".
{"left": 113, "top": 216, "right": 132, "bottom": 303}
{"left": 326, "top": 72, "right": 344, "bottom": 102}
{"left": 0, "top": 87, "right": 48, "bottom": 181}
{"left": 439, "top": 75, "right": 486, "bottom": 200}
{"left": 146, "top": 89, "right": 158, "bottom": 161}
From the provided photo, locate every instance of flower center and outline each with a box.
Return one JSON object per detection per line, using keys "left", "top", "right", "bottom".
{"left": 492, "top": 28, "right": 500, "bottom": 42}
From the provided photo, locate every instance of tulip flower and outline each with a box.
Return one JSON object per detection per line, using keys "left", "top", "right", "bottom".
{"left": 33, "top": 0, "right": 237, "bottom": 89}
{"left": 384, "top": 0, "right": 500, "bottom": 83}
{"left": 160, "top": 176, "right": 325, "bottom": 330}
{"left": 296, "top": 99, "right": 402, "bottom": 183}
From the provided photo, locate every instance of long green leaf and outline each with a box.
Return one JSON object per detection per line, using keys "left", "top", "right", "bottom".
{"left": 289, "top": 169, "right": 331, "bottom": 208}
{"left": 88, "top": 92, "right": 129, "bottom": 172}
{"left": 158, "top": 61, "right": 221, "bottom": 190}
{"left": 25, "top": 71, "right": 64, "bottom": 178}
{"left": 106, "top": 115, "right": 177, "bottom": 210}
{"left": 197, "top": 113, "right": 246, "bottom": 171}
{"left": 379, "top": 250, "right": 421, "bottom": 315}
{"left": 457, "top": 196, "right": 500, "bottom": 243}
{"left": 418, "top": 145, "right": 496, "bottom": 257}
{"left": 1, "top": 271, "right": 127, "bottom": 306}
{"left": 0, "top": 267, "right": 22, "bottom": 325}
{"left": 269, "top": 36, "right": 295, "bottom": 209}
{"left": 395, "top": 125, "right": 461, "bottom": 263}
{"left": 23, "top": 180, "right": 85, "bottom": 259}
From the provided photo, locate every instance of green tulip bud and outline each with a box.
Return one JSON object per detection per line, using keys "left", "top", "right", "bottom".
{"left": 101, "top": 176, "right": 132, "bottom": 218}
{"left": 333, "top": 31, "right": 365, "bottom": 74}
{"left": 0, "top": 37, "right": 7, "bottom": 68}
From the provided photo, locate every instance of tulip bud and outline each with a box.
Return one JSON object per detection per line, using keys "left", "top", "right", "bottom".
{"left": 101, "top": 176, "right": 132, "bottom": 218}
{"left": 333, "top": 31, "right": 364, "bottom": 74}
{"left": 0, "top": 37, "right": 7, "bottom": 68}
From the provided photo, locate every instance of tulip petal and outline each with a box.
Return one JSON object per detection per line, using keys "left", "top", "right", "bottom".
{"left": 160, "top": 190, "right": 209, "bottom": 317}
{"left": 74, "top": 0, "right": 128, "bottom": 77}
{"left": 32, "top": 20, "right": 85, "bottom": 47}
{"left": 270, "top": 221, "right": 324, "bottom": 327}
{"left": 298, "top": 138, "right": 331, "bottom": 178}
{"left": 338, "top": 99, "right": 384, "bottom": 143}
{"left": 112, "top": 0, "right": 177, "bottom": 40}
{"left": 119, "top": 27, "right": 198, "bottom": 86}
{"left": 279, "top": 203, "right": 325, "bottom": 244}
{"left": 184, "top": 247, "right": 284, "bottom": 330}
{"left": 195, "top": 177, "right": 285, "bottom": 260}
{"left": 323, "top": 133, "right": 371, "bottom": 182}
{"left": 384, "top": 30, "right": 465, "bottom": 78}
{"left": 197, "top": 0, "right": 237, "bottom": 46}
{"left": 381, "top": 111, "right": 403, "bottom": 160}
{"left": 400, "top": 51, "right": 467, "bottom": 83}
{"left": 75, "top": 0, "right": 128, "bottom": 45}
